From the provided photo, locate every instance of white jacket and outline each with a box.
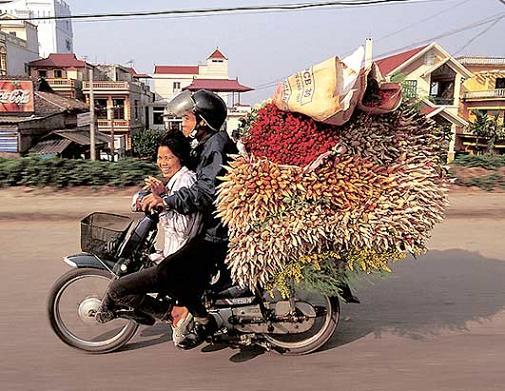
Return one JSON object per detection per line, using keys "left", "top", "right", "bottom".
{"left": 159, "top": 166, "right": 202, "bottom": 257}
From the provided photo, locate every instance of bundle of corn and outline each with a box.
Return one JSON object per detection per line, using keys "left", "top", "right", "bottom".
{"left": 217, "top": 102, "right": 448, "bottom": 291}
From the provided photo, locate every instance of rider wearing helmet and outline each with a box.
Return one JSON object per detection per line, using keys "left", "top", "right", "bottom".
{"left": 98, "top": 89, "right": 237, "bottom": 349}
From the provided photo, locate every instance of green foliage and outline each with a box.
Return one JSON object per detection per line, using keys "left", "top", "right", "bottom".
{"left": 132, "top": 128, "right": 165, "bottom": 160}
{"left": 453, "top": 154, "right": 505, "bottom": 169}
{"left": 299, "top": 257, "right": 352, "bottom": 298}
{"left": 467, "top": 111, "right": 505, "bottom": 154}
{"left": 0, "top": 157, "right": 157, "bottom": 188}
{"left": 232, "top": 106, "right": 259, "bottom": 140}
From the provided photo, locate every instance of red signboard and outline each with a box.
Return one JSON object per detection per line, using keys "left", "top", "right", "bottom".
{"left": 0, "top": 80, "right": 35, "bottom": 113}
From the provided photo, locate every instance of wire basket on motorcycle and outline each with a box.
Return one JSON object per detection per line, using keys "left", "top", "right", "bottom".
{"left": 80, "top": 212, "right": 133, "bottom": 260}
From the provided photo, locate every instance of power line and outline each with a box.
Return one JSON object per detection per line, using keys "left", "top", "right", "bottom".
{"left": 10, "top": 0, "right": 444, "bottom": 22}
{"left": 376, "top": 12, "right": 505, "bottom": 58}
{"left": 252, "top": 11, "right": 505, "bottom": 92}
{"left": 453, "top": 15, "right": 504, "bottom": 55}
{"left": 375, "top": 0, "right": 471, "bottom": 42}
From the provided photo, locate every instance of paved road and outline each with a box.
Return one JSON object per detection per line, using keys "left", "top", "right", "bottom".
{"left": 1, "top": 191, "right": 505, "bottom": 391}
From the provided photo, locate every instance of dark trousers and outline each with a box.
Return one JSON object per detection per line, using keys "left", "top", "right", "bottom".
{"left": 103, "top": 237, "right": 228, "bottom": 318}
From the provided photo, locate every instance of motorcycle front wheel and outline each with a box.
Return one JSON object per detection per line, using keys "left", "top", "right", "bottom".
{"left": 47, "top": 268, "right": 139, "bottom": 353}
{"left": 264, "top": 289, "right": 340, "bottom": 356}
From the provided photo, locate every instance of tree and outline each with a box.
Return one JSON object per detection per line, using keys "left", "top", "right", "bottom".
{"left": 467, "top": 111, "right": 505, "bottom": 154}
{"left": 132, "top": 129, "right": 165, "bottom": 160}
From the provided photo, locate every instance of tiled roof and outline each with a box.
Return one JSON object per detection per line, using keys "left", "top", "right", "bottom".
{"left": 53, "top": 129, "right": 111, "bottom": 145}
{"left": 31, "top": 129, "right": 110, "bottom": 155}
{"left": 154, "top": 65, "right": 199, "bottom": 75}
{"left": 376, "top": 45, "right": 429, "bottom": 76}
{"left": 125, "top": 67, "right": 151, "bottom": 78}
{"left": 184, "top": 78, "right": 253, "bottom": 92}
{"left": 34, "top": 91, "right": 88, "bottom": 116}
{"left": 28, "top": 53, "right": 89, "bottom": 68}
{"left": 419, "top": 105, "right": 436, "bottom": 116}
{"left": 208, "top": 49, "right": 227, "bottom": 60}
{"left": 30, "top": 139, "right": 72, "bottom": 154}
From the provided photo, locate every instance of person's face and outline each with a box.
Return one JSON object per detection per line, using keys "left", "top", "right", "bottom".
{"left": 182, "top": 111, "right": 197, "bottom": 137}
{"left": 157, "top": 146, "right": 182, "bottom": 178}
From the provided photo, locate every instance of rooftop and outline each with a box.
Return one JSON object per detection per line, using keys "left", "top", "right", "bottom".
{"left": 28, "top": 53, "right": 90, "bottom": 69}
{"left": 183, "top": 78, "right": 253, "bottom": 92}
{"left": 125, "top": 67, "right": 151, "bottom": 79}
{"left": 375, "top": 45, "right": 429, "bottom": 76}
{"left": 154, "top": 65, "right": 200, "bottom": 75}
{"left": 208, "top": 48, "right": 227, "bottom": 60}
{"left": 457, "top": 57, "right": 505, "bottom": 66}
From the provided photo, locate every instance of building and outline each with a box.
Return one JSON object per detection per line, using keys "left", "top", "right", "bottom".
{"left": 0, "top": 13, "right": 39, "bottom": 75}
{"left": 28, "top": 54, "right": 154, "bottom": 154}
{"left": 151, "top": 48, "right": 253, "bottom": 133}
{"left": 28, "top": 53, "right": 91, "bottom": 98}
{"left": 457, "top": 56, "right": 505, "bottom": 153}
{"left": 0, "top": 0, "right": 73, "bottom": 57}
{"left": 376, "top": 42, "right": 472, "bottom": 161}
{"left": 82, "top": 64, "right": 154, "bottom": 153}
{"left": 0, "top": 78, "right": 109, "bottom": 158}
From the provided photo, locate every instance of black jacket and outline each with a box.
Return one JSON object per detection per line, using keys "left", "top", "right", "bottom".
{"left": 162, "top": 131, "right": 237, "bottom": 243}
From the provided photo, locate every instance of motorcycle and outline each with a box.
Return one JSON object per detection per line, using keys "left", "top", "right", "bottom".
{"left": 47, "top": 210, "right": 344, "bottom": 355}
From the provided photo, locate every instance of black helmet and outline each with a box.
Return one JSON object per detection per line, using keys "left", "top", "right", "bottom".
{"left": 164, "top": 89, "right": 227, "bottom": 131}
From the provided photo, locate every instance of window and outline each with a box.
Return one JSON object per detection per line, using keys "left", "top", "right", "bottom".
{"left": 112, "top": 98, "right": 125, "bottom": 120}
{"left": 430, "top": 81, "right": 439, "bottom": 96}
{"left": 94, "top": 99, "right": 108, "bottom": 119}
{"left": 496, "top": 78, "right": 505, "bottom": 89}
{"left": 54, "top": 69, "right": 63, "bottom": 78}
{"left": 134, "top": 100, "right": 139, "bottom": 120}
{"left": 173, "top": 81, "right": 181, "bottom": 92}
{"left": 0, "top": 47, "right": 6, "bottom": 76}
{"left": 153, "top": 107, "right": 164, "bottom": 125}
{"left": 403, "top": 80, "right": 418, "bottom": 98}
{"left": 38, "top": 70, "right": 47, "bottom": 78}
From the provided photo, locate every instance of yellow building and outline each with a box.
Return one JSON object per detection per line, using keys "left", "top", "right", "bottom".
{"left": 458, "top": 56, "right": 505, "bottom": 153}
{"left": 376, "top": 42, "right": 472, "bottom": 161}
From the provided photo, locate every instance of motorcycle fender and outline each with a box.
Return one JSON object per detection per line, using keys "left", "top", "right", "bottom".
{"left": 63, "top": 252, "right": 115, "bottom": 273}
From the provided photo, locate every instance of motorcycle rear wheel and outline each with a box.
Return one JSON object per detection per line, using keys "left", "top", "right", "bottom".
{"left": 264, "top": 290, "right": 340, "bottom": 356}
{"left": 48, "top": 268, "right": 139, "bottom": 353}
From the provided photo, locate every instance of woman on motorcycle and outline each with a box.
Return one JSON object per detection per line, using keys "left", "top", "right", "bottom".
{"left": 96, "top": 131, "right": 202, "bottom": 328}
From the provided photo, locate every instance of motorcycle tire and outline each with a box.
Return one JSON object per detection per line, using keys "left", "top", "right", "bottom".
{"left": 47, "top": 267, "right": 139, "bottom": 354}
{"left": 265, "top": 295, "right": 340, "bottom": 356}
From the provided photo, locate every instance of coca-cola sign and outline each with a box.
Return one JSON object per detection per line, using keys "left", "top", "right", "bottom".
{"left": 0, "top": 80, "right": 34, "bottom": 113}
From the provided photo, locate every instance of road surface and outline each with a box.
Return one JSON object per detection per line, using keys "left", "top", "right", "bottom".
{"left": 1, "top": 189, "right": 504, "bottom": 391}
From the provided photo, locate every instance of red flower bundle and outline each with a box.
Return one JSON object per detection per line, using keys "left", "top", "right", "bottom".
{"left": 243, "top": 103, "right": 339, "bottom": 167}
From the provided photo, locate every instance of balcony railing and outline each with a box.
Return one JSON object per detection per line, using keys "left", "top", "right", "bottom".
{"left": 46, "top": 78, "right": 79, "bottom": 87}
{"left": 83, "top": 81, "right": 134, "bottom": 90}
{"left": 464, "top": 89, "right": 505, "bottom": 99}
{"left": 429, "top": 96, "right": 455, "bottom": 106}
{"left": 97, "top": 119, "right": 130, "bottom": 128}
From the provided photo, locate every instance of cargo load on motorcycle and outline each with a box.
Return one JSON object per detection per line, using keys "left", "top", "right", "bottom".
{"left": 217, "top": 46, "right": 448, "bottom": 297}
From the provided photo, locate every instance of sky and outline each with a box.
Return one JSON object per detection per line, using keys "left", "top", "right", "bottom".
{"left": 66, "top": 0, "right": 505, "bottom": 103}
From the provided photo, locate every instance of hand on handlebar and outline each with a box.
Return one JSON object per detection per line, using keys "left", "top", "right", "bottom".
{"left": 141, "top": 193, "right": 165, "bottom": 213}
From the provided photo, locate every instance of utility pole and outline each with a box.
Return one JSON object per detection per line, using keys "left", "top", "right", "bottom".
{"left": 88, "top": 68, "right": 96, "bottom": 161}
{"left": 108, "top": 105, "right": 115, "bottom": 161}
{"left": 365, "top": 38, "right": 373, "bottom": 70}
